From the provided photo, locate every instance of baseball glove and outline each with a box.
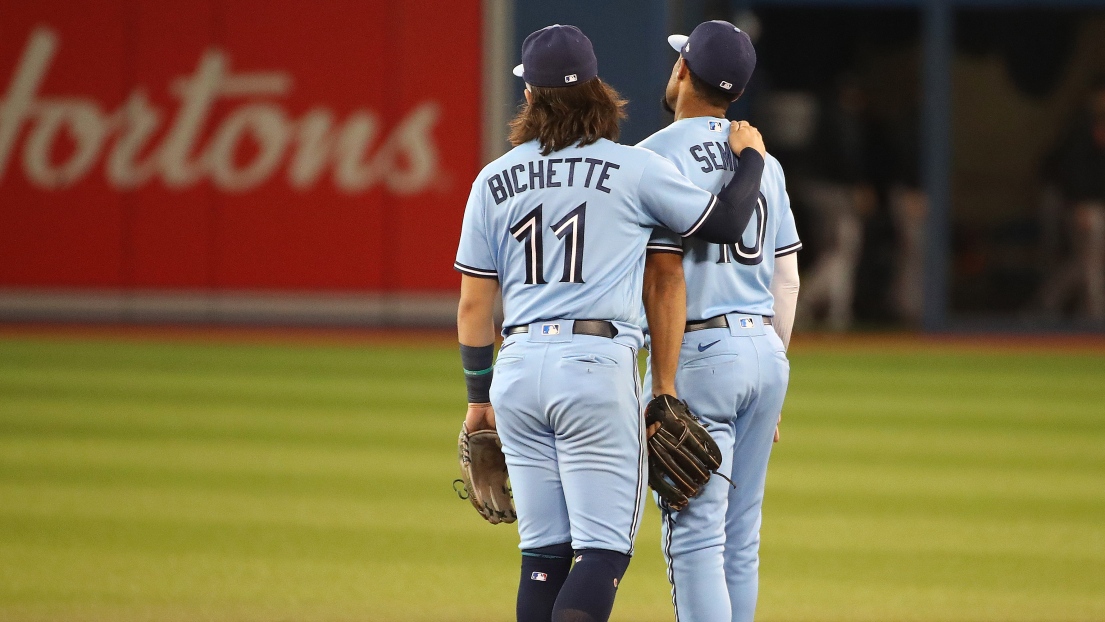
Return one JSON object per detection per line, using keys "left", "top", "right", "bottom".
{"left": 456, "top": 422, "right": 517, "bottom": 524}
{"left": 645, "top": 394, "right": 724, "bottom": 511}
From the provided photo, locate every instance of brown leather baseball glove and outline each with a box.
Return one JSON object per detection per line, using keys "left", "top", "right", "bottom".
{"left": 456, "top": 422, "right": 517, "bottom": 524}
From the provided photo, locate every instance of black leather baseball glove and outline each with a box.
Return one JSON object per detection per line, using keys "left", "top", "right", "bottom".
{"left": 645, "top": 394, "right": 724, "bottom": 511}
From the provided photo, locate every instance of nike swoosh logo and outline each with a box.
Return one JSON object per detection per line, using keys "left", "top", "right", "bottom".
{"left": 697, "top": 340, "right": 721, "bottom": 352}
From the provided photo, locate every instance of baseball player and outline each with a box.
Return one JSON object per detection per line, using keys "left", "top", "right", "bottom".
{"left": 639, "top": 21, "right": 802, "bottom": 622}
{"left": 455, "top": 24, "right": 768, "bottom": 622}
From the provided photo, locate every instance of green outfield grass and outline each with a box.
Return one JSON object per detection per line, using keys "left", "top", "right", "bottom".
{"left": 0, "top": 335, "right": 1103, "bottom": 622}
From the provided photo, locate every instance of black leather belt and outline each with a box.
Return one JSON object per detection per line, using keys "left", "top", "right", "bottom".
{"left": 685, "top": 315, "right": 772, "bottom": 333}
{"left": 504, "top": 319, "right": 618, "bottom": 339}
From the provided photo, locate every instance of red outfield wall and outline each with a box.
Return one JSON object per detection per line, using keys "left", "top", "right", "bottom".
{"left": 0, "top": 0, "right": 482, "bottom": 293}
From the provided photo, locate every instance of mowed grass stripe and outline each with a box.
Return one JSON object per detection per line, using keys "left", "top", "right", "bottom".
{"left": 757, "top": 347, "right": 1105, "bottom": 622}
{"left": 1, "top": 336, "right": 1103, "bottom": 621}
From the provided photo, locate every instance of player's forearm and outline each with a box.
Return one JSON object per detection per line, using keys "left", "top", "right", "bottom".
{"left": 643, "top": 253, "right": 686, "bottom": 397}
{"left": 769, "top": 252, "right": 800, "bottom": 350}
{"left": 457, "top": 276, "right": 500, "bottom": 404}
{"left": 457, "top": 275, "right": 499, "bottom": 346}
{"left": 457, "top": 305, "right": 496, "bottom": 348}
{"left": 689, "top": 148, "right": 765, "bottom": 244}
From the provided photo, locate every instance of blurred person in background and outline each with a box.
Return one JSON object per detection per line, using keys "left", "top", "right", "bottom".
{"left": 884, "top": 107, "right": 926, "bottom": 327}
{"left": 888, "top": 184, "right": 927, "bottom": 326}
{"left": 795, "top": 76, "right": 882, "bottom": 331}
{"left": 1039, "top": 77, "right": 1105, "bottom": 322}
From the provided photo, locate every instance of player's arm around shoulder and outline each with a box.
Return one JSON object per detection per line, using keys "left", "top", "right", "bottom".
{"left": 730, "top": 120, "right": 766, "bottom": 159}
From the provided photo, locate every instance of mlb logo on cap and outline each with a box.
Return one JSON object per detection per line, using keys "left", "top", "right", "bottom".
{"left": 531, "top": 572, "right": 548, "bottom": 582}
{"left": 542, "top": 323, "right": 561, "bottom": 335}
{"left": 739, "top": 317, "right": 755, "bottom": 328}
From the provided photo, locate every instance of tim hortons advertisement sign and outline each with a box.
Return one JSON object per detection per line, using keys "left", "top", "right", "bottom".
{"left": 0, "top": 1, "right": 482, "bottom": 291}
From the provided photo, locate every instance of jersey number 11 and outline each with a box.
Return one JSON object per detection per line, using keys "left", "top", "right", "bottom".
{"left": 510, "top": 203, "right": 587, "bottom": 285}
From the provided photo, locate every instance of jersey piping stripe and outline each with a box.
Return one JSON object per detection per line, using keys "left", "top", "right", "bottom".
{"left": 774, "top": 241, "right": 803, "bottom": 257}
{"left": 453, "top": 261, "right": 498, "bottom": 278}
{"left": 646, "top": 243, "right": 684, "bottom": 255}
{"left": 627, "top": 355, "right": 646, "bottom": 552}
{"left": 664, "top": 510, "right": 682, "bottom": 622}
{"left": 679, "top": 195, "right": 717, "bottom": 237}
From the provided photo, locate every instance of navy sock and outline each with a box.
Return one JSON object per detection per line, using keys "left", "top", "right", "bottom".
{"left": 551, "top": 549, "right": 632, "bottom": 622}
{"left": 517, "top": 542, "right": 574, "bottom": 622}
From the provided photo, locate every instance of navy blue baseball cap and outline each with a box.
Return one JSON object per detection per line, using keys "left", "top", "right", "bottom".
{"left": 512, "top": 24, "right": 598, "bottom": 87}
{"left": 668, "top": 20, "right": 756, "bottom": 97}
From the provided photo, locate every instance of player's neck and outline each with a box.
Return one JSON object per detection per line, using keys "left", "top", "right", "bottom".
{"left": 674, "top": 97, "right": 727, "bottom": 122}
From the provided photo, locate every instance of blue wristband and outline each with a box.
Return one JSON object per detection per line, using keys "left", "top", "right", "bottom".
{"left": 460, "top": 344, "right": 494, "bottom": 403}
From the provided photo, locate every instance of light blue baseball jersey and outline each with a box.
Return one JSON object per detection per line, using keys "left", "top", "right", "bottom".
{"left": 455, "top": 138, "right": 722, "bottom": 337}
{"left": 638, "top": 117, "right": 801, "bottom": 321}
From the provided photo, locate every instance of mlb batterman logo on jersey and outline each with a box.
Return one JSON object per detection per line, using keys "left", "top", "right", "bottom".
{"left": 708, "top": 121, "right": 725, "bottom": 132}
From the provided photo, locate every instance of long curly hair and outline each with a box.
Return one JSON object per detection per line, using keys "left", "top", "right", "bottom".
{"left": 508, "top": 78, "right": 627, "bottom": 156}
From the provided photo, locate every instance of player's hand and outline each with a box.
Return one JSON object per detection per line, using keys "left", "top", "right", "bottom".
{"left": 729, "top": 120, "right": 766, "bottom": 158}
{"left": 466, "top": 403, "right": 496, "bottom": 432}
{"left": 647, "top": 390, "right": 677, "bottom": 439}
{"left": 773, "top": 413, "right": 781, "bottom": 443}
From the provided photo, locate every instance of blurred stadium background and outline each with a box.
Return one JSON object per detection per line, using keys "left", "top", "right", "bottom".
{"left": 1, "top": 1, "right": 1104, "bottom": 621}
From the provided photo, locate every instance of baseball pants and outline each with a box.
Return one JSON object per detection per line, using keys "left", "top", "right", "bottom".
{"left": 491, "top": 320, "right": 649, "bottom": 555}
{"left": 645, "top": 314, "right": 790, "bottom": 622}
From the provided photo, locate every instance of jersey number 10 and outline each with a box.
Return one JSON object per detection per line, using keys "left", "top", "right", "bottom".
{"left": 510, "top": 203, "right": 587, "bottom": 285}
{"left": 717, "top": 194, "right": 767, "bottom": 266}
